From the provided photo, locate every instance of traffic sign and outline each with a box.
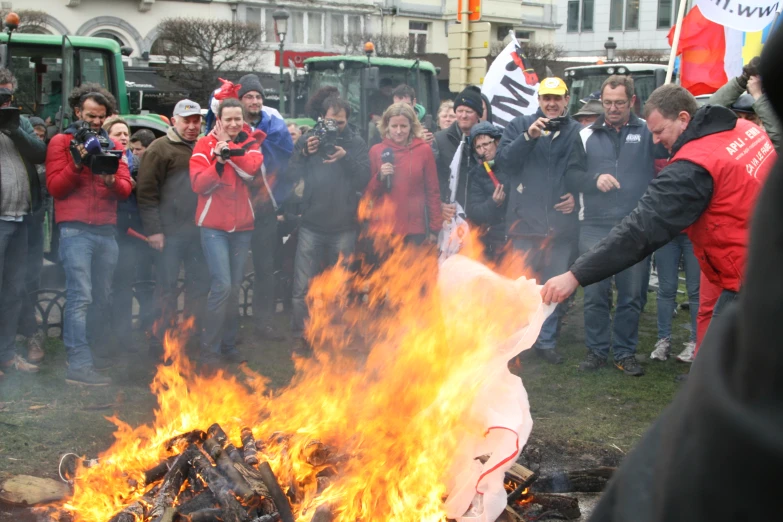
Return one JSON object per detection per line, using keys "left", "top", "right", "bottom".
{"left": 457, "top": 0, "right": 481, "bottom": 22}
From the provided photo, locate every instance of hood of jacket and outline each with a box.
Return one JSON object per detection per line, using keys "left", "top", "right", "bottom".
{"left": 672, "top": 105, "right": 738, "bottom": 156}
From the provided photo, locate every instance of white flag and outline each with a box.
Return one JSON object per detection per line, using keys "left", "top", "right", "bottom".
{"left": 695, "top": 0, "right": 780, "bottom": 32}
{"left": 438, "top": 140, "right": 470, "bottom": 264}
{"left": 481, "top": 39, "right": 540, "bottom": 129}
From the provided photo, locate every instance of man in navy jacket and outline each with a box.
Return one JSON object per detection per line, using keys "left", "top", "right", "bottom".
{"left": 565, "top": 75, "right": 655, "bottom": 377}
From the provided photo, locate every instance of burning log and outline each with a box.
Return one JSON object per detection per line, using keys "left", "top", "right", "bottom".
{"left": 203, "top": 436, "right": 256, "bottom": 503}
{"left": 207, "top": 423, "right": 243, "bottom": 464}
{"left": 309, "top": 505, "right": 333, "bottom": 522}
{"left": 164, "top": 430, "right": 207, "bottom": 452}
{"left": 108, "top": 484, "right": 160, "bottom": 522}
{"left": 173, "top": 508, "right": 224, "bottom": 522}
{"left": 251, "top": 514, "right": 281, "bottom": 522}
{"left": 190, "top": 451, "right": 251, "bottom": 522}
{"left": 532, "top": 467, "right": 616, "bottom": 493}
{"left": 175, "top": 490, "right": 218, "bottom": 515}
{"left": 148, "top": 446, "right": 197, "bottom": 520}
{"left": 144, "top": 456, "right": 177, "bottom": 485}
{"left": 257, "top": 462, "right": 295, "bottom": 522}
{"left": 241, "top": 427, "right": 259, "bottom": 466}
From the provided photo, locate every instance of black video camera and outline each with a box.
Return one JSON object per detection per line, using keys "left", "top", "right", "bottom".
{"left": 219, "top": 146, "right": 246, "bottom": 162}
{"left": 543, "top": 116, "right": 568, "bottom": 133}
{"left": 69, "top": 121, "right": 121, "bottom": 175}
{"left": 312, "top": 117, "right": 339, "bottom": 156}
{"left": 0, "top": 107, "right": 20, "bottom": 133}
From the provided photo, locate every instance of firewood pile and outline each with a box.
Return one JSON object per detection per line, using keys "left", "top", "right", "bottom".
{"left": 107, "top": 423, "right": 321, "bottom": 522}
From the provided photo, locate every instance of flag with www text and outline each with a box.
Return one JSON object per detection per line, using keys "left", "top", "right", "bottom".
{"left": 481, "top": 38, "right": 540, "bottom": 129}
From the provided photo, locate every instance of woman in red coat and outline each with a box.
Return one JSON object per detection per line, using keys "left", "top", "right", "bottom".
{"left": 365, "top": 102, "right": 442, "bottom": 245}
{"left": 190, "top": 98, "right": 265, "bottom": 365}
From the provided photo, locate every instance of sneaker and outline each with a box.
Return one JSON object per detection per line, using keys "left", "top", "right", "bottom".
{"left": 221, "top": 346, "right": 247, "bottom": 364}
{"left": 257, "top": 325, "right": 286, "bottom": 342}
{"left": 578, "top": 352, "right": 607, "bottom": 371}
{"left": 676, "top": 341, "right": 696, "bottom": 363}
{"left": 27, "top": 333, "right": 45, "bottom": 364}
{"left": 649, "top": 338, "right": 671, "bottom": 361}
{"left": 2, "top": 354, "right": 39, "bottom": 373}
{"left": 615, "top": 356, "right": 645, "bottom": 376}
{"left": 92, "top": 357, "right": 115, "bottom": 372}
{"left": 65, "top": 367, "right": 112, "bottom": 386}
{"left": 535, "top": 348, "right": 563, "bottom": 365}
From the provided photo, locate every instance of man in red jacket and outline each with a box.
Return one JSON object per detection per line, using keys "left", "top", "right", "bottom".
{"left": 46, "top": 84, "right": 132, "bottom": 386}
{"left": 542, "top": 85, "right": 775, "bottom": 351}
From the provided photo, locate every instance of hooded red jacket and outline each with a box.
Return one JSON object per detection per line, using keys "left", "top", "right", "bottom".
{"left": 190, "top": 127, "right": 265, "bottom": 232}
{"left": 366, "top": 137, "right": 442, "bottom": 236}
{"left": 46, "top": 131, "right": 132, "bottom": 225}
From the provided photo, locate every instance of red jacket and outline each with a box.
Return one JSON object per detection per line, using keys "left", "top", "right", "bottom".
{"left": 675, "top": 118, "right": 776, "bottom": 292}
{"left": 365, "top": 137, "right": 442, "bottom": 236}
{"left": 190, "top": 128, "right": 265, "bottom": 232}
{"left": 46, "top": 131, "right": 132, "bottom": 225}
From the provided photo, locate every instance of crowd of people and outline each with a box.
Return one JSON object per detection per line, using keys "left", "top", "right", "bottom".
{"left": 0, "top": 56, "right": 777, "bottom": 386}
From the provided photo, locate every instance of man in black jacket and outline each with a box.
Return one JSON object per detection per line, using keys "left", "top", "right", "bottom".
{"left": 565, "top": 75, "right": 655, "bottom": 377}
{"left": 494, "top": 77, "right": 579, "bottom": 364}
{"left": 287, "top": 96, "right": 370, "bottom": 350}
{"left": 432, "top": 87, "right": 482, "bottom": 222}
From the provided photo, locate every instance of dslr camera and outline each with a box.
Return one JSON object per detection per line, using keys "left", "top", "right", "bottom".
{"left": 0, "top": 89, "right": 20, "bottom": 133}
{"left": 70, "top": 121, "right": 122, "bottom": 175}
{"left": 543, "top": 116, "right": 568, "bottom": 133}
{"left": 312, "top": 117, "right": 339, "bottom": 156}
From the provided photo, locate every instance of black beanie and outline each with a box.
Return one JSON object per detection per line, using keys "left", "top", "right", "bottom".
{"left": 454, "top": 86, "right": 484, "bottom": 116}
{"left": 237, "top": 74, "right": 264, "bottom": 99}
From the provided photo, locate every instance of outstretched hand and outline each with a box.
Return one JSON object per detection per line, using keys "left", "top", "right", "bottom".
{"left": 541, "top": 271, "right": 580, "bottom": 305}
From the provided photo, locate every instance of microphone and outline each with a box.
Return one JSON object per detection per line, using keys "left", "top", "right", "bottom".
{"left": 381, "top": 148, "right": 394, "bottom": 192}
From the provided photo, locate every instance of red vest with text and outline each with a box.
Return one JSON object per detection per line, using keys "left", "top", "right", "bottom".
{"left": 672, "top": 118, "right": 776, "bottom": 292}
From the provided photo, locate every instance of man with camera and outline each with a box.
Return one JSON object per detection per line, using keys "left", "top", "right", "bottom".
{"left": 45, "top": 83, "right": 132, "bottom": 386}
{"left": 0, "top": 68, "right": 47, "bottom": 378}
{"left": 562, "top": 75, "right": 656, "bottom": 377}
{"left": 237, "top": 74, "right": 294, "bottom": 342}
{"left": 493, "top": 77, "right": 580, "bottom": 365}
{"left": 287, "top": 96, "right": 370, "bottom": 351}
{"left": 137, "top": 100, "right": 209, "bottom": 358}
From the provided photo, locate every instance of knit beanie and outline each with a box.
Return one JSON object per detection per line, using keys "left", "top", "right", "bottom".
{"left": 237, "top": 74, "right": 264, "bottom": 99}
{"left": 454, "top": 86, "right": 484, "bottom": 116}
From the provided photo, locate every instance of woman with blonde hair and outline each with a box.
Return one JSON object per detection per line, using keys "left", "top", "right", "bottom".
{"left": 437, "top": 100, "right": 456, "bottom": 130}
{"left": 365, "top": 102, "right": 442, "bottom": 244}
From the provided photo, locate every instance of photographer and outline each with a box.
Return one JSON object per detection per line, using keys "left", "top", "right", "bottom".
{"left": 0, "top": 68, "right": 47, "bottom": 378}
{"left": 190, "top": 98, "right": 264, "bottom": 366}
{"left": 287, "top": 96, "right": 370, "bottom": 352}
{"left": 45, "top": 83, "right": 132, "bottom": 386}
{"left": 494, "top": 77, "right": 580, "bottom": 365}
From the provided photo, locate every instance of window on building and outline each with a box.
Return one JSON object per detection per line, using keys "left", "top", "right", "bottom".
{"left": 290, "top": 12, "right": 305, "bottom": 44}
{"left": 284, "top": 12, "right": 323, "bottom": 45}
{"left": 657, "top": 0, "right": 681, "bottom": 28}
{"left": 331, "top": 14, "right": 364, "bottom": 46}
{"left": 409, "top": 21, "right": 428, "bottom": 54}
{"left": 264, "top": 10, "right": 277, "bottom": 43}
{"left": 581, "top": 0, "right": 594, "bottom": 31}
{"left": 308, "top": 13, "right": 323, "bottom": 45}
{"left": 92, "top": 31, "right": 125, "bottom": 47}
{"left": 625, "top": 0, "right": 640, "bottom": 29}
{"left": 609, "top": 0, "right": 624, "bottom": 29}
{"left": 567, "top": 0, "right": 579, "bottom": 32}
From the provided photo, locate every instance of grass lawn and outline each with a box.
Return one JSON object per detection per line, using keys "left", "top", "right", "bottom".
{"left": 0, "top": 286, "right": 692, "bottom": 482}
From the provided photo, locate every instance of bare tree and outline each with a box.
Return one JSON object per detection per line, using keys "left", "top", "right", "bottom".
{"left": 334, "top": 32, "right": 418, "bottom": 59}
{"left": 616, "top": 48, "right": 667, "bottom": 63}
{"left": 154, "top": 17, "right": 263, "bottom": 104}
{"left": 490, "top": 41, "right": 565, "bottom": 78}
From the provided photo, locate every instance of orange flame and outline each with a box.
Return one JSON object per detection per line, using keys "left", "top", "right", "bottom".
{"left": 63, "top": 222, "right": 541, "bottom": 521}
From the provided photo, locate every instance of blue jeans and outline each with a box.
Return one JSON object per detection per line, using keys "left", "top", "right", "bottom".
{"left": 713, "top": 289, "right": 738, "bottom": 318}
{"left": 655, "top": 234, "right": 700, "bottom": 342}
{"left": 291, "top": 227, "right": 357, "bottom": 338}
{"left": 200, "top": 228, "right": 252, "bottom": 354}
{"left": 512, "top": 236, "right": 574, "bottom": 350}
{"left": 59, "top": 225, "right": 119, "bottom": 370}
{"left": 0, "top": 220, "right": 28, "bottom": 365}
{"left": 580, "top": 225, "right": 648, "bottom": 361}
{"left": 153, "top": 227, "right": 209, "bottom": 349}
{"left": 18, "top": 209, "right": 44, "bottom": 338}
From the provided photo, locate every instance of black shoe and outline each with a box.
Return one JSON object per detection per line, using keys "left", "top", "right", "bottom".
{"left": 221, "top": 346, "right": 247, "bottom": 364}
{"left": 535, "top": 348, "right": 563, "bottom": 364}
{"left": 257, "top": 325, "right": 286, "bottom": 342}
{"left": 66, "top": 367, "right": 112, "bottom": 386}
{"left": 92, "top": 357, "right": 115, "bottom": 372}
{"left": 615, "top": 356, "right": 645, "bottom": 376}
{"left": 578, "top": 352, "right": 607, "bottom": 371}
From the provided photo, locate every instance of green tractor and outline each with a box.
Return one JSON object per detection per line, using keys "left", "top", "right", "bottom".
{"left": 0, "top": 26, "right": 169, "bottom": 134}
{"left": 302, "top": 54, "right": 440, "bottom": 142}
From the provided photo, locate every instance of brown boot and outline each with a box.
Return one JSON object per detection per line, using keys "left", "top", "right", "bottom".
{"left": 27, "top": 333, "right": 45, "bottom": 364}
{"left": 2, "top": 354, "right": 39, "bottom": 373}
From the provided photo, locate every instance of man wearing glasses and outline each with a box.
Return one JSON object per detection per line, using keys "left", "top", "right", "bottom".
{"left": 494, "top": 77, "right": 580, "bottom": 365}
{"left": 563, "top": 75, "right": 656, "bottom": 377}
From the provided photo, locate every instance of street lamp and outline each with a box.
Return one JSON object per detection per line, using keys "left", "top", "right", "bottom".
{"left": 273, "top": 9, "right": 290, "bottom": 116}
{"left": 604, "top": 36, "right": 617, "bottom": 62}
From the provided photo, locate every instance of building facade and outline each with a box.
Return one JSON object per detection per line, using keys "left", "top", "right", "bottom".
{"left": 555, "top": 0, "right": 677, "bottom": 58}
